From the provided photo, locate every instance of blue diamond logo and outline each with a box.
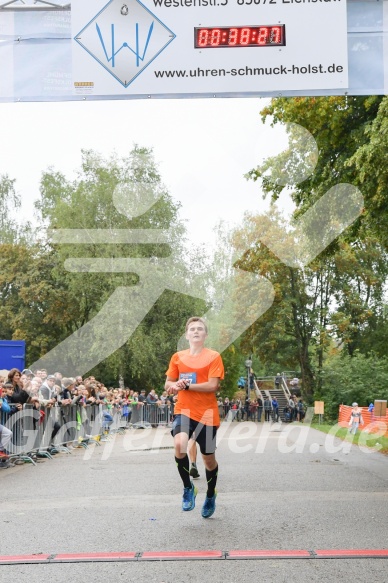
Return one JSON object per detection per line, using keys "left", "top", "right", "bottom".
{"left": 74, "top": 0, "right": 176, "bottom": 88}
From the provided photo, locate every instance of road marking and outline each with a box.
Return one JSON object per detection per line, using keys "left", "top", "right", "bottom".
{"left": 1, "top": 549, "right": 387, "bottom": 565}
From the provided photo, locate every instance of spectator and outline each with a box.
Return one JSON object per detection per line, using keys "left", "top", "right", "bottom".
{"left": 224, "top": 397, "right": 230, "bottom": 418}
{"left": 272, "top": 397, "right": 279, "bottom": 422}
{"left": 160, "top": 390, "right": 168, "bottom": 404}
{"left": 39, "top": 375, "right": 57, "bottom": 406}
{"left": 22, "top": 369, "right": 34, "bottom": 380}
{"left": 249, "top": 369, "right": 256, "bottom": 390}
{"left": 147, "top": 389, "right": 160, "bottom": 426}
{"left": 274, "top": 373, "right": 282, "bottom": 389}
{"left": 8, "top": 368, "right": 23, "bottom": 391}
{"left": 166, "top": 391, "right": 175, "bottom": 422}
{"left": 297, "top": 398, "right": 305, "bottom": 422}
{"left": 292, "top": 395, "right": 299, "bottom": 420}
{"left": 288, "top": 396, "right": 296, "bottom": 422}
{"left": 230, "top": 399, "right": 238, "bottom": 422}
{"left": 97, "top": 385, "right": 108, "bottom": 401}
{"left": 368, "top": 402, "right": 374, "bottom": 413}
{"left": 264, "top": 395, "right": 272, "bottom": 421}
{"left": 349, "top": 402, "right": 364, "bottom": 435}
{"left": 34, "top": 382, "right": 61, "bottom": 451}
{"left": 257, "top": 396, "right": 263, "bottom": 422}
{"left": 243, "top": 398, "right": 251, "bottom": 421}
{"left": 283, "top": 405, "right": 292, "bottom": 423}
{"left": 217, "top": 398, "right": 224, "bottom": 420}
{"left": 53, "top": 372, "right": 63, "bottom": 389}
{"left": 146, "top": 389, "right": 159, "bottom": 405}
{"left": 237, "top": 376, "right": 246, "bottom": 390}
{"left": 31, "top": 376, "right": 43, "bottom": 391}
{"left": 7, "top": 369, "right": 38, "bottom": 407}
{"left": 0, "top": 393, "right": 12, "bottom": 468}
{"left": 235, "top": 398, "right": 243, "bottom": 422}
{"left": 63, "top": 378, "right": 82, "bottom": 405}
{"left": 250, "top": 399, "right": 258, "bottom": 422}
{"left": 59, "top": 378, "right": 75, "bottom": 404}
{"left": 19, "top": 373, "right": 28, "bottom": 385}
{"left": 2, "top": 383, "right": 20, "bottom": 414}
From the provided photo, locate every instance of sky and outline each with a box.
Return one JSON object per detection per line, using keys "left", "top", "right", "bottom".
{"left": 0, "top": 97, "right": 294, "bottom": 249}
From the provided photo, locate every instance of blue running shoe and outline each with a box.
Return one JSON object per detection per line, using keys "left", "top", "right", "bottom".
{"left": 182, "top": 481, "right": 197, "bottom": 511}
{"left": 201, "top": 490, "right": 217, "bottom": 518}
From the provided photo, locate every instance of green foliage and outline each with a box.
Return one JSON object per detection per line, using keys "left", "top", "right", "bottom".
{"left": 0, "top": 174, "right": 24, "bottom": 244}
{"left": 231, "top": 210, "right": 337, "bottom": 397}
{"left": 247, "top": 96, "right": 384, "bottom": 214}
{"left": 347, "top": 97, "right": 388, "bottom": 247}
{"left": 316, "top": 351, "right": 388, "bottom": 420}
{"left": 219, "top": 342, "right": 242, "bottom": 398}
{"left": 34, "top": 147, "right": 208, "bottom": 385}
{"left": 240, "top": 96, "right": 388, "bottom": 400}
{"left": 0, "top": 147, "right": 208, "bottom": 386}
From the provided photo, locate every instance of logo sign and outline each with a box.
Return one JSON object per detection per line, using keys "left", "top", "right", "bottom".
{"left": 74, "top": 0, "right": 175, "bottom": 88}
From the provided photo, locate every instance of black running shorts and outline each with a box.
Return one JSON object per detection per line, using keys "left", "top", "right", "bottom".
{"left": 170, "top": 414, "right": 217, "bottom": 455}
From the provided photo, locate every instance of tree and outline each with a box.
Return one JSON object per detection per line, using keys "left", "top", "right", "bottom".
{"left": 0, "top": 175, "right": 21, "bottom": 244}
{"left": 240, "top": 96, "right": 388, "bottom": 398}
{"left": 347, "top": 97, "right": 388, "bottom": 248}
{"left": 32, "top": 146, "right": 205, "bottom": 386}
{"left": 247, "top": 96, "right": 383, "bottom": 205}
{"left": 330, "top": 238, "right": 388, "bottom": 357}
{"left": 318, "top": 351, "right": 388, "bottom": 420}
{"left": 231, "top": 210, "right": 334, "bottom": 397}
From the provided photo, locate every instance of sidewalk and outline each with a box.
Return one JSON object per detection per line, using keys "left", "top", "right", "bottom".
{"left": 1, "top": 421, "right": 387, "bottom": 582}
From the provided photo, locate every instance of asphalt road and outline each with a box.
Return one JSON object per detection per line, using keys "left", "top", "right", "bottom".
{"left": 1, "top": 420, "right": 387, "bottom": 583}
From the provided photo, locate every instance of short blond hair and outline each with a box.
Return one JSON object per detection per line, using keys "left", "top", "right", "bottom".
{"left": 185, "top": 317, "right": 208, "bottom": 333}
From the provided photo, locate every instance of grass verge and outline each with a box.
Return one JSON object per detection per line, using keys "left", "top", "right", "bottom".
{"left": 310, "top": 423, "right": 388, "bottom": 454}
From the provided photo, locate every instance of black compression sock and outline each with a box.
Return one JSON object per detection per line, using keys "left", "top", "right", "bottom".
{"left": 205, "top": 465, "right": 218, "bottom": 497}
{"left": 175, "top": 455, "right": 191, "bottom": 488}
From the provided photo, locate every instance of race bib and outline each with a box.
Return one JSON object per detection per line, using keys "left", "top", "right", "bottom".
{"left": 179, "top": 372, "right": 197, "bottom": 384}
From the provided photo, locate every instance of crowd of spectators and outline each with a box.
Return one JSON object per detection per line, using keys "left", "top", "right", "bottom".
{"left": 216, "top": 394, "right": 305, "bottom": 423}
{"left": 283, "top": 394, "right": 305, "bottom": 422}
{"left": 0, "top": 367, "right": 175, "bottom": 469}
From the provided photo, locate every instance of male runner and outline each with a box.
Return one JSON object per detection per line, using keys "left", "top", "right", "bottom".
{"left": 165, "top": 317, "right": 224, "bottom": 518}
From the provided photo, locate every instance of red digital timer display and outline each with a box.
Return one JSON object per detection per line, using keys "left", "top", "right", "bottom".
{"left": 195, "top": 25, "right": 285, "bottom": 48}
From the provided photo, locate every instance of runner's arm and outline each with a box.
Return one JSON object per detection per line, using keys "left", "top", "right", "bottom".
{"left": 179, "top": 377, "right": 220, "bottom": 393}
{"left": 165, "top": 376, "right": 220, "bottom": 394}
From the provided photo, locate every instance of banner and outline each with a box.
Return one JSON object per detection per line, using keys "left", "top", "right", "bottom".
{"left": 0, "top": 0, "right": 387, "bottom": 101}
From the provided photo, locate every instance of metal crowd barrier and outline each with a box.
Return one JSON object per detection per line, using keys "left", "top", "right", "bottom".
{"left": 0, "top": 401, "right": 177, "bottom": 465}
{"left": 220, "top": 405, "right": 264, "bottom": 422}
{"left": 130, "top": 403, "right": 173, "bottom": 429}
{"left": 0, "top": 403, "right": 105, "bottom": 463}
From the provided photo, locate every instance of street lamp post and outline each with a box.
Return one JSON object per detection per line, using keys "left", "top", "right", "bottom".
{"left": 245, "top": 356, "right": 252, "bottom": 402}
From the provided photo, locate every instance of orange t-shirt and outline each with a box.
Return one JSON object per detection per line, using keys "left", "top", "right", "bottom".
{"left": 165, "top": 348, "right": 224, "bottom": 426}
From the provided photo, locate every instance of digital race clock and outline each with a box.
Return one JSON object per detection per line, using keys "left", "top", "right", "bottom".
{"left": 194, "top": 25, "right": 286, "bottom": 49}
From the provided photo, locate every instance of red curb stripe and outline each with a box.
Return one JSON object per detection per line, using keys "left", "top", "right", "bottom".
{"left": 316, "top": 550, "right": 388, "bottom": 558}
{"left": 0, "top": 555, "right": 50, "bottom": 564}
{"left": 53, "top": 552, "right": 137, "bottom": 562}
{"left": 140, "top": 551, "right": 223, "bottom": 560}
{"left": 228, "top": 550, "right": 310, "bottom": 559}
{"left": 1, "top": 549, "right": 388, "bottom": 565}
